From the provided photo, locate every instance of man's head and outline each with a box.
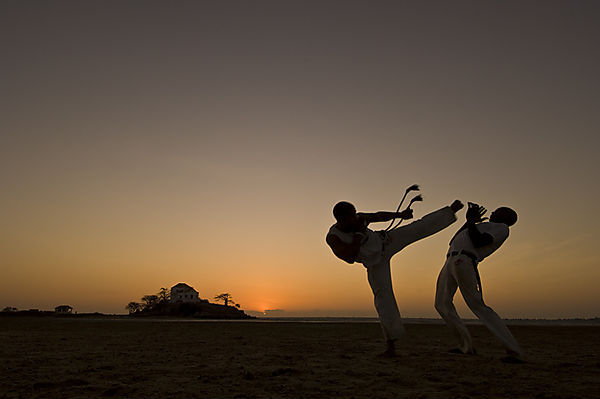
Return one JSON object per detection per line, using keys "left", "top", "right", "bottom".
{"left": 490, "top": 207, "right": 518, "bottom": 226}
{"left": 333, "top": 201, "right": 357, "bottom": 223}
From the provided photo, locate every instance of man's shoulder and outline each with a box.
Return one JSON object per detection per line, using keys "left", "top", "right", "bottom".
{"left": 479, "top": 222, "right": 509, "bottom": 239}
{"left": 489, "top": 221, "right": 509, "bottom": 231}
{"left": 327, "top": 224, "right": 343, "bottom": 239}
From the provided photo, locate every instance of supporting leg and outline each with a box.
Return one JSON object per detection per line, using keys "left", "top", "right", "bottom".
{"left": 435, "top": 259, "right": 474, "bottom": 353}
{"left": 454, "top": 256, "right": 524, "bottom": 359}
{"left": 367, "top": 258, "right": 404, "bottom": 352}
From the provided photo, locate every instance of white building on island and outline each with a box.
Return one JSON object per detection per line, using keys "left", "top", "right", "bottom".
{"left": 170, "top": 283, "right": 201, "bottom": 303}
{"left": 54, "top": 305, "right": 73, "bottom": 313}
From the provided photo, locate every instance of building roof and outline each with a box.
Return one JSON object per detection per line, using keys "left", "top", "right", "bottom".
{"left": 55, "top": 305, "right": 73, "bottom": 309}
{"left": 171, "top": 283, "right": 197, "bottom": 292}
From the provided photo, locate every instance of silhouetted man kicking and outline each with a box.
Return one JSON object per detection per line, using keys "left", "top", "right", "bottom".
{"left": 327, "top": 199, "right": 464, "bottom": 356}
{"left": 435, "top": 202, "right": 524, "bottom": 363}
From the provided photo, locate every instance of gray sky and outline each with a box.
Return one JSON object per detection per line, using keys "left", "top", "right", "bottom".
{"left": 1, "top": 1, "right": 599, "bottom": 316}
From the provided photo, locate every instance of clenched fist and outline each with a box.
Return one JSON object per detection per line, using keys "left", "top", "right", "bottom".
{"left": 450, "top": 200, "right": 464, "bottom": 213}
{"left": 399, "top": 209, "right": 414, "bottom": 220}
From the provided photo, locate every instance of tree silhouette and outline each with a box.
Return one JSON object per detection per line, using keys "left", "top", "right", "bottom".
{"left": 125, "top": 302, "right": 142, "bottom": 314}
{"left": 214, "top": 293, "right": 234, "bottom": 307}
{"left": 157, "top": 287, "right": 170, "bottom": 303}
{"left": 141, "top": 295, "right": 159, "bottom": 310}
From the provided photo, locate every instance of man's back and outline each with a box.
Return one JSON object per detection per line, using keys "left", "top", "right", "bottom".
{"left": 327, "top": 224, "right": 383, "bottom": 266}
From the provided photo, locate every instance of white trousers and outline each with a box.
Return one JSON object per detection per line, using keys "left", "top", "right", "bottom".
{"left": 366, "top": 207, "right": 456, "bottom": 341}
{"left": 435, "top": 254, "right": 523, "bottom": 356}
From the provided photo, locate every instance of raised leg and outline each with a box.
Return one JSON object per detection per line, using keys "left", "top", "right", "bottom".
{"left": 384, "top": 207, "right": 456, "bottom": 257}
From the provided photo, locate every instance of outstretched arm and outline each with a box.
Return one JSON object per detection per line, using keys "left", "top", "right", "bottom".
{"left": 359, "top": 210, "right": 413, "bottom": 224}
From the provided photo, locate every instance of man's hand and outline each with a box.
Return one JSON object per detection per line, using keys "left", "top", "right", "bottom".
{"left": 398, "top": 209, "right": 413, "bottom": 220}
{"left": 450, "top": 200, "right": 464, "bottom": 213}
{"left": 466, "top": 202, "right": 488, "bottom": 223}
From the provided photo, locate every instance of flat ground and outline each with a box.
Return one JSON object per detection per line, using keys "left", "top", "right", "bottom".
{"left": 1, "top": 318, "right": 598, "bottom": 398}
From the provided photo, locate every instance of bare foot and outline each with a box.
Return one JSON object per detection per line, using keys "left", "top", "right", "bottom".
{"left": 501, "top": 350, "right": 525, "bottom": 363}
{"left": 377, "top": 340, "right": 397, "bottom": 358}
{"left": 376, "top": 348, "right": 397, "bottom": 358}
{"left": 447, "top": 348, "right": 476, "bottom": 355}
{"left": 500, "top": 355, "right": 525, "bottom": 364}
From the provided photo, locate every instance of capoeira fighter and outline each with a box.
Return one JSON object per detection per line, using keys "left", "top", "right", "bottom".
{"left": 435, "top": 202, "right": 524, "bottom": 363}
{"left": 326, "top": 199, "right": 464, "bottom": 356}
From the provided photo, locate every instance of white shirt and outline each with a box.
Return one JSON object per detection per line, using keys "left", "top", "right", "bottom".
{"left": 328, "top": 224, "right": 384, "bottom": 266}
{"left": 449, "top": 222, "right": 509, "bottom": 262}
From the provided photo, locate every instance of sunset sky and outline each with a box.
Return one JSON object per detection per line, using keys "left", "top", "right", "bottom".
{"left": 1, "top": 1, "right": 599, "bottom": 318}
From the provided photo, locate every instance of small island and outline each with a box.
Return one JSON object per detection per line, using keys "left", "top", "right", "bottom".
{"left": 1, "top": 283, "right": 254, "bottom": 320}
{"left": 125, "top": 283, "right": 254, "bottom": 319}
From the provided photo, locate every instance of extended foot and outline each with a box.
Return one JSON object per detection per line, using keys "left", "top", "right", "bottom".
{"left": 501, "top": 350, "right": 525, "bottom": 363}
{"left": 447, "top": 348, "right": 476, "bottom": 355}
{"left": 377, "top": 340, "right": 397, "bottom": 358}
{"left": 377, "top": 348, "right": 397, "bottom": 358}
{"left": 500, "top": 355, "right": 525, "bottom": 364}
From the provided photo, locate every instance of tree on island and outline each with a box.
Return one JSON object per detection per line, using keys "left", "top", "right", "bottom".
{"left": 141, "top": 295, "right": 159, "bottom": 309}
{"left": 214, "top": 293, "right": 236, "bottom": 307}
{"left": 125, "top": 302, "right": 142, "bottom": 314}
{"left": 124, "top": 286, "right": 251, "bottom": 319}
{"left": 158, "top": 287, "right": 170, "bottom": 303}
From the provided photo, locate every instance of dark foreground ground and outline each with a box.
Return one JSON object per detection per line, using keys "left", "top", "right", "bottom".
{"left": 1, "top": 318, "right": 598, "bottom": 398}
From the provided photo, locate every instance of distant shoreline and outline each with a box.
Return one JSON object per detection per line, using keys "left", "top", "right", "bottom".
{"left": 1, "top": 312, "right": 599, "bottom": 326}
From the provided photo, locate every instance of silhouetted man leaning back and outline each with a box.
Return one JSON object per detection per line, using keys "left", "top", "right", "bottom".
{"left": 435, "top": 202, "right": 524, "bottom": 363}
{"left": 326, "top": 198, "right": 464, "bottom": 356}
